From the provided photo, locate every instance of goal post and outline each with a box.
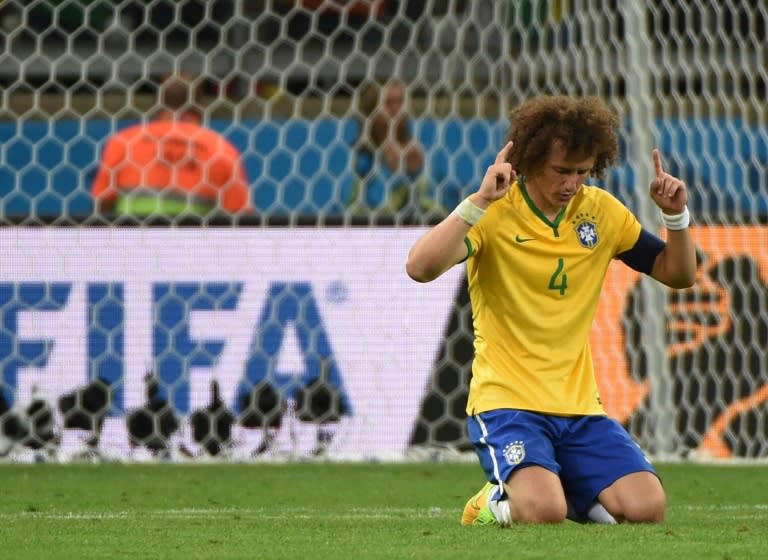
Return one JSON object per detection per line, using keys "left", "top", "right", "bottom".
{"left": 1, "top": 0, "right": 767, "bottom": 462}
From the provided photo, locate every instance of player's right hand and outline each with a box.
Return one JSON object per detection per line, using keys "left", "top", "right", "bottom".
{"left": 474, "top": 141, "right": 516, "bottom": 207}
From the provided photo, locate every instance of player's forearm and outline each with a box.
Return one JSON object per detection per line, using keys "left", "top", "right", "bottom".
{"left": 652, "top": 228, "right": 697, "bottom": 289}
{"left": 406, "top": 214, "right": 471, "bottom": 282}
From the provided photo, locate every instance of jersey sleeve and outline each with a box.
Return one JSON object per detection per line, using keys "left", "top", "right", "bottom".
{"left": 605, "top": 192, "right": 644, "bottom": 255}
{"left": 91, "top": 134, "right": 126, "bottom": 201}
{"left": 464, "top": 218, "right": 484, "bottom": 261}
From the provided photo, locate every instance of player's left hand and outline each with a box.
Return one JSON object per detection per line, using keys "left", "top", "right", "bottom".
{"left": 649, "top": 149, "right": 688, "bottom": 214}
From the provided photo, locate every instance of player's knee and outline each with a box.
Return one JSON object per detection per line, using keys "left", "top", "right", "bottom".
{"left": 622, "top": 490, "right": 667, "bottom": 524}
{"left": 512, "top": 497, "right": 568, "bottom": 524}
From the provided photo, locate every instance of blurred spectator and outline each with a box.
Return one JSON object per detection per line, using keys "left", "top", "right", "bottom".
{"left": 350, "top": 79, "right": 442, "bottom": 220}
{"left": 91, "top": 72, "right": 251, "bottom": 220}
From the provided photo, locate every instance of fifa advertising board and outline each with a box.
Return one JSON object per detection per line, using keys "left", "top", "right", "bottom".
{"left": 0, "top": 228, "right": 462, "bottom": 460}
{"left": 1, "top": 226, "right": 767, "bottom": 461}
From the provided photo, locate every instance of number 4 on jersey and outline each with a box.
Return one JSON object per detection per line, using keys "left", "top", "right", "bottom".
{"left": 549, "top": 258, "right": 568, "bottom": 295}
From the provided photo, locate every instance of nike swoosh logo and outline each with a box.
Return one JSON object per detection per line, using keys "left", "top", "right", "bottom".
{"left": 515, "top": 235, "right": 535, "bottom": 243}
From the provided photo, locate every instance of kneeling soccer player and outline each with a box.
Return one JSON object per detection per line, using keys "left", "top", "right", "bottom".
{"left": 405, "top": 95, "right": 696, "bottom": 525}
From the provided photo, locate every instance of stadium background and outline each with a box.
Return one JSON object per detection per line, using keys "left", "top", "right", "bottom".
{"left": 1, "top": 0, "right": 767, "bottom": 463}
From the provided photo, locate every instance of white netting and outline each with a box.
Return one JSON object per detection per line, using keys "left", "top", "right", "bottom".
{"left": 0, "top": 1, "right": 767, "bottom": 462}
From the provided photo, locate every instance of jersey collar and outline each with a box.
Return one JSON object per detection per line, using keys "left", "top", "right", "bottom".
{"left": 518, "top": 176, "right": 566, "bottom": 236}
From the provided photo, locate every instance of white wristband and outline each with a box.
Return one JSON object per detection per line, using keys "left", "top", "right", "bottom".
{"left": 453, "top": 197, "right": 486, "bottom": 226}
{"left": 660, "top": 207, "right": 690, "bottom": 230}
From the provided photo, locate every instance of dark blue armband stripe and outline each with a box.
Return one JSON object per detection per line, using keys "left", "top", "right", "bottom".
{"left": 616, "top": 229, "right": 665, "bottom": 275}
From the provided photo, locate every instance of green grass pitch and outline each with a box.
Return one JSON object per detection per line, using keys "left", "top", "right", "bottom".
{"left": 0, "top": 462, "right": 765, "bottom": 559}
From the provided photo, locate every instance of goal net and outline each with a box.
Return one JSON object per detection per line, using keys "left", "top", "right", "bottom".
{"left": 0, "top": 0, "right": 766, "bottom": 462}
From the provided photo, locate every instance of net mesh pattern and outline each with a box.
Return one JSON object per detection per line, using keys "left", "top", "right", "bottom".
{"left": 0, "top": 1, "right": 766, "bottom": 462}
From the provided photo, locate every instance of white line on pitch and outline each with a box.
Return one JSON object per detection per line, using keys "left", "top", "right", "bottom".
{"left": 670, "top": 504, "right": 768, "bottom": 510}
{"left": 0, "top": 506, "right": 450, "bottom": 521}
{"left": 2, "top": 504, "right": 766, "bottom": 522}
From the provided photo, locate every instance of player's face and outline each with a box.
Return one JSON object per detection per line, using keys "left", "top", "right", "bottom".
{"left": 382, "top": 85, "right": 405, "bottom": 119}
{"left": 526, "top": 140, "right": 595, "bottom": 216}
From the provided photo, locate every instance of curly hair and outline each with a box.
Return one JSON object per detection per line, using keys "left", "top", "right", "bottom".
{"left": 506, "top": 96, "right": 620, "bottom": 179}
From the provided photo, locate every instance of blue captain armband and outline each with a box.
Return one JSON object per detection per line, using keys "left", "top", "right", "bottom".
{"left": 616, "top": 228, "right": 666, "bottom": 275}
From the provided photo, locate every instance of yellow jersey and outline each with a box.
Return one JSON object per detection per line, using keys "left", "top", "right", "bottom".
{"left": 465, "top": 180, "right": 642, "bottom": 416}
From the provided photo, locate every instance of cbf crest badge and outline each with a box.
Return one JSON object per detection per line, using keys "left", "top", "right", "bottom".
{"left": 503, "top": 441, "right": 526, "bottom": 465}
{"left": 572, "top": 212, "right": 599, "bottom": 249}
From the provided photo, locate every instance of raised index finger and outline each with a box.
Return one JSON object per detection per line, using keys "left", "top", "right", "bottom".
{"left": 495, "top": 141, "right": 514, "bottom": 165}
{"left": 652, "top": 148, "right": 664, "bottom": 177}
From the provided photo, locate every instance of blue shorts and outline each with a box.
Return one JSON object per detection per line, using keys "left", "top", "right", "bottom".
{"left": 466, "top": 409, "right": 658, "bottom": 515}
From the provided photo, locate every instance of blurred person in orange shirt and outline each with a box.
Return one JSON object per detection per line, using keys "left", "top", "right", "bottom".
{"left": 91, "top": 73, "right": 251, "bottom": 218}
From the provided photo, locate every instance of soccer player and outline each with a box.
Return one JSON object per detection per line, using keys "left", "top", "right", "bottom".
{"left": 92, "top": 72, "right": 251, "bottom": 219}
{"left": 405, "top": 96, "right": 696, "bottom": 525}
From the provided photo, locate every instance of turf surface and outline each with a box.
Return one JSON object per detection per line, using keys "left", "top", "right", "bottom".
{"left": 0, "top": 462, "right": 765, "bottom": 559}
